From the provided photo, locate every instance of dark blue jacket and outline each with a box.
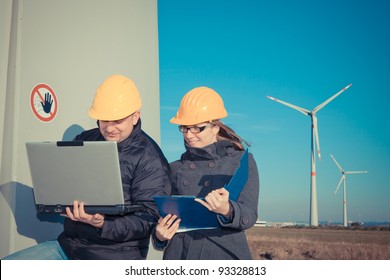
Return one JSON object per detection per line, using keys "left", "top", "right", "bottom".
{"left": 58, "top": 120, "right": 171, "bottom": 259}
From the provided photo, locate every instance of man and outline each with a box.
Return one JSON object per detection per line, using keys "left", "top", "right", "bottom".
{"left": 4, "top": 75, "right": 171, "bottom": 260}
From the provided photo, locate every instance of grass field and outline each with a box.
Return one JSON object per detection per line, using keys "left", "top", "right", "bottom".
{"left": 246, "top": 226, "right": 390, "bottom": 260}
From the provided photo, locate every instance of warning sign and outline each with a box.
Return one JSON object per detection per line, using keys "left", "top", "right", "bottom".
{"left": 30, "top": 83, "right": 58, "bottom": 122}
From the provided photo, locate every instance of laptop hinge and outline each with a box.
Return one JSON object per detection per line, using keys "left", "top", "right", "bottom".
{"left": 56, "top": 141, "right": 84, "bottom": 147}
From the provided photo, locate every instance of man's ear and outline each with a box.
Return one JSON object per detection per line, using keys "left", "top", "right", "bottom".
{"left": 132, "top": 111, "right": 141, "bottom": 125}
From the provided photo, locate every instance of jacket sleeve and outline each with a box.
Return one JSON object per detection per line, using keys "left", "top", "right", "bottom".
{"left": 99, "top": 150, "right": 172, "bottom": 242}
{"left": 217, "top": 152, "right": 259, "bottom": 230}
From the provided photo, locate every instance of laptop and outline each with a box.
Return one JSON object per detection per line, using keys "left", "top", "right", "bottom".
{"left": 25, "top": 141, "right": 143, "bottom": 215}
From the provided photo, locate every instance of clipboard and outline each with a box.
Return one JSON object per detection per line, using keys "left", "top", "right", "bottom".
{"left": 225, "top": 148, "right": 248, "bottom": 200}
{"left": 153, "top": 149, "right": 249, "bottom": 231}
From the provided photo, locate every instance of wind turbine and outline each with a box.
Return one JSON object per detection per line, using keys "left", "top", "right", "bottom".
{"left": 267, "top": 84, "right": 352, "bottom": 226}
{"left": 330, "top": 154, "right": 368, "bottom": 227}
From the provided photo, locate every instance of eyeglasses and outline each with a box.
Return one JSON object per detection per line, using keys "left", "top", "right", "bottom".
{"left": 178, "top": 124, "right": 213, "bottom": 134}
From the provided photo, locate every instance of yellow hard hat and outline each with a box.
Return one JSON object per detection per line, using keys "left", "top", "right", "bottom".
{"left": 88, "top": 75, "right": 142, "bottom": 120}
{"left": 170, "top": 86, "right": 228, "bottom": 125}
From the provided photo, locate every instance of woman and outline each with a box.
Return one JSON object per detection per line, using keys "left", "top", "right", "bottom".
{"left": 154, "top": 86, "right": 259, "bottom": 259}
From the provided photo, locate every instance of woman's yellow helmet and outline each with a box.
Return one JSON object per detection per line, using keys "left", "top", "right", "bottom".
{"left": 170, "top": 86, "right": 227, "bottom": 125}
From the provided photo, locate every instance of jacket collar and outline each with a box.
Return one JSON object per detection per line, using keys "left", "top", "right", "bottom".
{"left": 182, "top": 140, "right": 235, "bottom": 161}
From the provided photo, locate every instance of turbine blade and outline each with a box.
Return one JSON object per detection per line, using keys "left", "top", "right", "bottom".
{"left": 267, "top": 96, "right": 310, "bottom": 115}
{"left": 345, "top": 171, "right": 368, "bottom": 174}
{"left": 335, "top": 176, "right": 344, "bottom": 194}
{"left": 330, "top": 154, "right": 344, "bottom": 173}
{"left": 313, "top": 84, "right": 352, "bottom": 113}
{"left": 313, "top": 116, "right": 321, "bottom": 159}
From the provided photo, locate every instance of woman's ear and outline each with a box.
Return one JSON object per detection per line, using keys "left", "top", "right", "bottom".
{"left": 212, "top": 124, "right": 220, "bottom": 135}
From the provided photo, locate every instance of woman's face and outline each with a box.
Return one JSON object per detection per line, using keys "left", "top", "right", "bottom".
{"left": 180, "top": 122, "right": 220, "bottom": 148}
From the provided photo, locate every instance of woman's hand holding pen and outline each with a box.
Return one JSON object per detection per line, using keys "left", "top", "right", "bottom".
{"left": 156, "top": 214, "right": 181, "bottom": 241}
{"left": 195, "top": 187, "right": 231, "bottom": 217}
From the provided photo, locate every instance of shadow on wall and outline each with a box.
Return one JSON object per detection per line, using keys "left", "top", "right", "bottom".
{"left": 1, "top": 181, "right": 64, "bottom": 243}
{"left": 15, "top": 182, "right": 65, "bottom": 242}
{"left": 62, "top": 124, "right": 85, "bottom": 141}
{"left": 2, "top": 124, "right": 86, "bottom": 243}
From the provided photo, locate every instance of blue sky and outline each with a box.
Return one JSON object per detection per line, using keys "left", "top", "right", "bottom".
{"left": 157, "top": 0, "right": 390, "bottom": 223}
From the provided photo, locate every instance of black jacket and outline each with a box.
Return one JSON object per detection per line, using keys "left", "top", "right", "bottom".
{"left": 58, "top": 120, "right": 171, "bottom": 259}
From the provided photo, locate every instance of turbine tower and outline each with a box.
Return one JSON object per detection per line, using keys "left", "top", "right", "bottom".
{"left": 267, "top": 84, "right": 352, "bottom": 226}
{"left": 330, "top": 154, "right": 368, "bottom": 227}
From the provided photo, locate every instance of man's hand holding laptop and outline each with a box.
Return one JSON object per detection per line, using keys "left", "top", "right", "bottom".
{"left": 61, "top": 200, "right": 105, "bottom": 228}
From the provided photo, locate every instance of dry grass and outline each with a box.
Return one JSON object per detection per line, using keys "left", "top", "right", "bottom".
{"left": 246, "top": 226, "right": 390, "bottom": 260}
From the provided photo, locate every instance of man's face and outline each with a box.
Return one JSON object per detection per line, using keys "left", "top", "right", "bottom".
{"left": 98, "top": 111, "right": 140, "bottom": 142}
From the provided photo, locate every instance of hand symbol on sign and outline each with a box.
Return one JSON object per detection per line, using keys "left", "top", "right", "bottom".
{"left": 41, "top": 92, "right": 53, "bottom": 114}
